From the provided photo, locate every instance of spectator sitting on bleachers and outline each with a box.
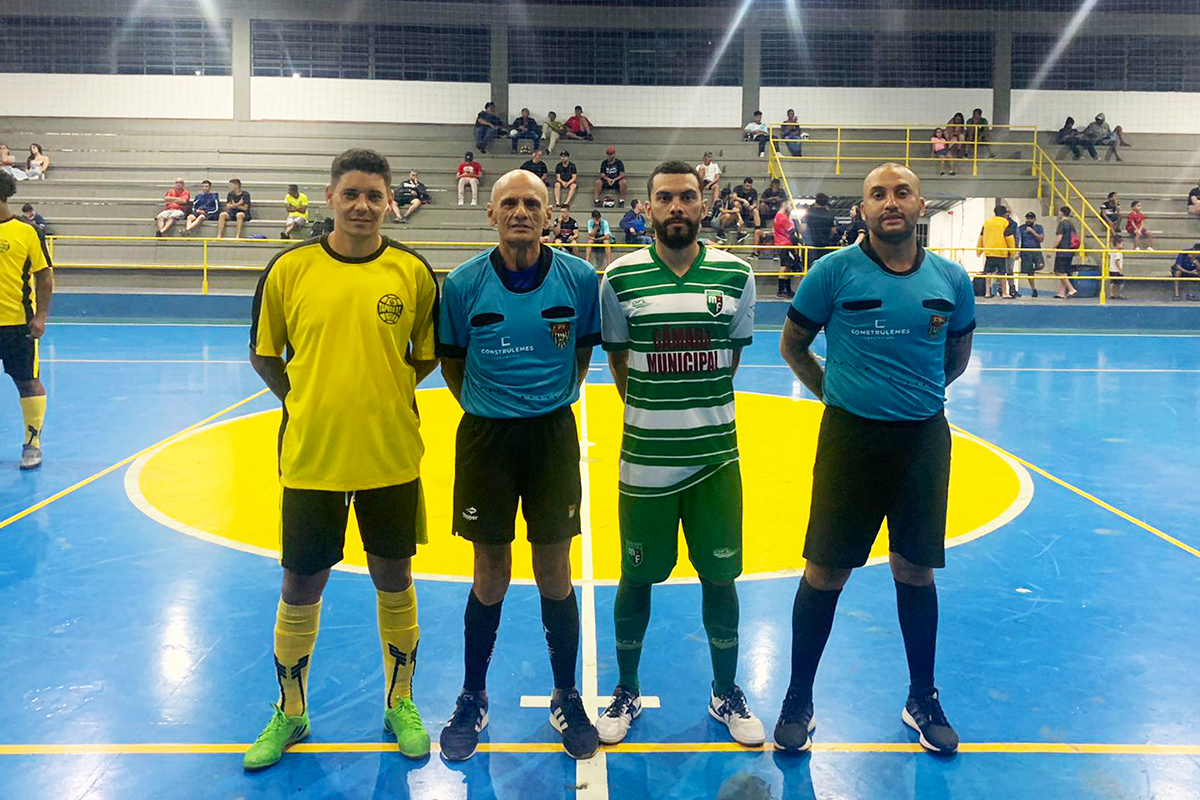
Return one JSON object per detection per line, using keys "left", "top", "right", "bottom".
{"left": 1101, "top": 191, "right": 1121, "bottom": 233}
{"left": 519, "top": 150, "right": 550, "bottom": 184}
{"left": 0, "top": 144, "right": 27, "bottom": 180}
{"left": 1171, "top": 245, "right": 1200, "bottom": 301}
{"left": 186, "top": 180, "right": 220, "bottom": 233}
{"left": 20, "top": 204, "right": 48, "bottom": 239}
{"left": 542, "top": 111, "right": 566, "bottom": 154}
{"left": 945, "top": 113, "right": 967, "bottom": 157}
{"left": 509, "top": 108, "right": 541, "bottom": 154}
{"left": 931, "top": 128, "right": 954, "bottom": 175}
{"left": 1108, "top": 234, "right": 1127, "bottom": 300}
{"left": 281, "top": 184, "right": 309, "bottom": 239}
{"left": 474, "top": 102, "right": 505, "bottom": 154}
{"left": 553, "top": 151, "right": 578, "bottom": 209}
{"left": 733, "top": 176, "right": 761, "bottom": 238}
{"left": 565, "top": 106, "right": 594, "bottom": 141}
{"left": 619, "top": 200, "right": 653, "bottom": 245}
{"left": 757, "top": 178, "right": 786, "bottom": 255}
{"left": 1080, "top": 114, "right": 1127, "bottom": 162}
{"left": 391, "top": 171, "right": 429, "bottom": 225}
{"left": 1187, "top": 179, "right": 1200, "bottom": 219}
{"left": 1056, "top": 117, "right": 1088, "bottom": 159}
{"left": 456, "top": 152, "right": 482, "bottom": 206}
{"left": 1124, "top": 200, "right": 1152, "bottom": 249}
{"left": 744, "top": 110, "right": 769, "bottom": 158}
{"left": 713, "top": 188, "right": 747, "bottom": 244}
{"left": 24, "top": 145, "right": 49, "bottom": 180}
{"left": 554, "top": 207, "right": 579, "bottom": 255}
{"left": 155, "top": 177, "right": 190, "bottom": 237}
{"left": 696, "top": 152, "right": 722, "bottom": 209}
{"left": 587, "top": 209, "right": 613, "bottom": 266}
{"left": 217, "top": 178, "right": 252, "bottom": 239}
{"left": 966, "top": 109, "right": 994, "bottom": 159}
{"left": 779, "top": 109, "right": 803, "bottom": 156}
{"left": 594, "top": 148, "right": 627, "bottom": 208}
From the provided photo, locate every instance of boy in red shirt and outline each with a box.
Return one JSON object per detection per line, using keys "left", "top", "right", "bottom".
{"left": 456, "top": 152, "right": 483, "bottom": 206}
{"left": 1124, "top": 200, "right": 1152, "bottom": 249}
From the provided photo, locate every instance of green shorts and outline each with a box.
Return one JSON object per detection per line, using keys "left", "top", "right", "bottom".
{"left": 618, "top": 462, "right": 742, "bottom": 584}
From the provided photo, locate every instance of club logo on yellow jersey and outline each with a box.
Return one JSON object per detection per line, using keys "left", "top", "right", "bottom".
{"left": 377, "top": 294, "right": 404, "bottom": 324}
{"left": 0, "top": 239, "right": 9, "bottom": 253}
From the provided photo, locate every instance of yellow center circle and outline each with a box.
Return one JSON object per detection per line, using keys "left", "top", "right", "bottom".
{"left": 125, "top": 387, "right": 1030, "bottom": 582}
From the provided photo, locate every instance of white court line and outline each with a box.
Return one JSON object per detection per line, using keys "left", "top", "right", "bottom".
{"left": 724, "top": 365, "right": 1200, "bottom": 374}
{"left": 520, "top": 695, "right": 660, "bottom": 710}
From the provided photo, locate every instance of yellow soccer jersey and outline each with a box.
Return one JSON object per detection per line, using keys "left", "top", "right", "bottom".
{"left": 285, "top": 193, "right": 309, "bottom": 220}
{"left": 0, "top": 217, "right": 51, "bottom": 326}
{"left": 252, "top": 236, "right": 439, "bottom": 491}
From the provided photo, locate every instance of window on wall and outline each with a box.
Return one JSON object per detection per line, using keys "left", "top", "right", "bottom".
{"left": 251, "top": 21, "right": 488, "bottom": 81}
{"left": 509, "top": 28, "right": 741, "bottom": 86}
{"left": 761, "top": 31, "right": 876, "bottom": 87}
{"left": 1014, "top": 34, "right": 1200, "bottom": 92}
{"left": 762, "top": 31, "right": 991, "bottom": 88}
{"left": 0, "top": 16, "right": 232, "bottom": 75}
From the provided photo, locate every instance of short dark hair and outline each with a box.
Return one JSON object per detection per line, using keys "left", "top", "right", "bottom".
{"left": 591, "top": 209, "right": 602, "bottom": 219}
{"left": 201, "top": 179, "right": 211, "bottom": 187}
{"left": 1131, "top": 199, "right": 1141, "bottom": 207}
{"left": 646, "top": 160, "right": 701, "bottom": 197}
{"left": 815, "top": 193, "right": 830, "bottom": 207}
{"left": 288, "top": 184, "right": 299, "bottom": 195}
{"left": 330, "top": 148, "right": 391, "bottom": 187}
{"left": 1107, "top": 191, "right": 1117, "bottom": 199}
{"left": 742, "top": 176, "right": 753, "bottom": 184}
{"left": 0, "top": 171, "right": 17, "bottom": 202}
{"left": 994, "top": 204, "right": 1007, "bottom": 216}
{"left": 1060, "top": 206, "right": 1072, "bottom": 216}
{"left": 1025, "top": 211, "right": 1036, "bottom": 219}
{"left": 973, "top": 108, "right": 983, "bottom": 114}
{"left": 485, "top": 102, "right": 495, "bottom": 110}
{"left": 229, "top": 178, "right": 242, "bottom": 187}
{"left": 753, "top": 110, "right": 762, "bottom": 116}
{"left": 21, "top": 203, "right": 33, "bottom": 212}
{"left": 1111, "top": 233, "right": 1123, "bottom": 244}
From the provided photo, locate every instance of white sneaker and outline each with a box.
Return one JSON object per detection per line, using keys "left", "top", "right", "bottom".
{"left": 709, "top": 685, "right": 765, "bottom": 746}
{"left": 471, "top": 199, "right": 478, "bottom": 206}
{"left": 596, "top": 686, "right": 642, "bottom": 745}
{"left": 457, "top": 199, "right": 464, "bottom": 206}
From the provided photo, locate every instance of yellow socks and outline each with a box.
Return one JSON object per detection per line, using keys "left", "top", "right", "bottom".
{"left": 274, "top": 599, "right": 321, "bottom": 717}
{"left": 20, "top": 395, "right": 45, "bottom": 447}
{"left": 378, "top": 585, "right": 420, "bottom": 709}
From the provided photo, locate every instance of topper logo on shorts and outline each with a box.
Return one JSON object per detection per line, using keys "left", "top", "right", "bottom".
{"left": 550, "top": 320, "right": 571, "bottom": 349}
{"left": 705, "top": 289, "right": 724, "bottom": 316}
{"left": 462, "top": 506, "right": 478, "bottom": 521}
{"left": 927, "top": 314, "right": 948, "bottom": 340}
{"left": 377, "top": 294, "right": 404, "bottom": 324}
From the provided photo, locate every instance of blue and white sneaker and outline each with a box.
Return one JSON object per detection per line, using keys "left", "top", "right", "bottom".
{"left": 550, "top": 689, "right": 599, "bottom": 759}
{"left": 596, "top": 686, "right": 642, "bottom": 745}
{"left": 439, "top": 690, "right": 488, "bottom": 762}
{"left": 709, "top": 684, "right": 765, "bottom": 746}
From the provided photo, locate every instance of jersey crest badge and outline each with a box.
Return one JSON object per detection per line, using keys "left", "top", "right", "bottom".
{"left": 377, "top": 294, "right": 404, "bottom": 324}
{"left": 550, "top": 320, "right": 571, "bottom": 349}
{"left": 927, "top": 314, "right": 948, "bottom": 339}
{"left": 705, "top": 289, "right": 724, "bottom": 316}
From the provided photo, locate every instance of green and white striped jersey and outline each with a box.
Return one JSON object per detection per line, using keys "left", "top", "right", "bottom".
{"left": 600, "top": 243, "right": 756, "bottom": 497}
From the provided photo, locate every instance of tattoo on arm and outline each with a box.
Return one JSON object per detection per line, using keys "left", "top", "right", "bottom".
{"left": 780, "top": 319, "right": 824, "bottom": 400}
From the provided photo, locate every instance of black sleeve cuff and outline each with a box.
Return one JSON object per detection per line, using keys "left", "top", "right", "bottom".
{"left": 947, "top": 319, "right": 977, "bottom": 339}
{"left": 435, "top": 342, "right": 467, "bottom": 359}
{"left": 576, "top": 332, "right": 602, "bottom": 349}
{"left": 786, "top": 306, "right": 824, "bottom": 332}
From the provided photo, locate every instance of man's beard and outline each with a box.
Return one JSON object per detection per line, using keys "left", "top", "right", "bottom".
{"left": 871, "top": 217, "right": 915, "bottom": 244}
{"left": 653, "top": 215, "right": 699, "bottom": 249}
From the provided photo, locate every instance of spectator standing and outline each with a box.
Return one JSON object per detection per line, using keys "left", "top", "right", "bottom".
{"left": 1187, "top": 179, "right": 1200, "bottom": 219}
{"left": 565, "top": 106, "right": 594, "bottom": 141}
{"left": 802, "top": 193, "right": 838, "bottom": 272}
{"left": 543, "top": 111, "right": 566, "bottom": 154}
{"left": 779, "top": 110, "right": 803, "bottom": 157}
{"left": 509, "top": 108, "right": 541, "bottom": 155}
{"left": 186, "top": 180, "right": 220, "bottom": 233}
{"left": 1004, "top": 209, "right": 1021, "bottom": 297}
{"left": 1108, "top": 234, "right": 1127, "bottom": 300}
{"left": 392, "top": 171, "right": 429, "bottom": 225}
{"left": 520, "top": 150, "right": 550, "bottom": 184}
{"left": 1100, "top": 191, "right": 1121, "bottom": 234}
{"left": 931, "top": 128, "right": 953, "bottom": 175}
{"left": 966, "top": 109, "right": 994, "bottom": 159}
{"left": 554, "top": 207, "right": 579, "bottom": 256}
{"left": 977, "top": 204, "right": 1017, "bottom": 299}
{"left": 457, "top": 152, "right": 482, "bottom": 206}
{"left": 1053, "top": 206, "right": 1078, "bottom": 299}
{"left": 696, "top": 152, "right": 722, "bottom": 209}
{"left": 20, "top": 204, "right": 48, "bottom": 239}
{"left": 282, "top": 184, "right": 309, "bottom": 239}
{"left": 774, "top": 200, "right": 798, "bottom": 297}
{"left": 1018, "top": 211, "right": 1045, "bottom": 298}
{"left": 25, "top": 144, "right": 49, "bottom": 180}
{"left": 155, "top": 177, "right": 190, "bottom": 237}
{"left": 1125, "top": 200, "right": 1152, "bottom": 249}
{"left": 587, "top": 209, "right": 613, "bottom": 267}
{"left": 594, "top": 148, "right": 627, "bottom": 207}
{"left": 554, "top": 151, "right": 578, "bottom": 209}
{"left": 1171, "top": 245, "right": 1200, "bottom": 301}
{"left": 744, "top": 111, "right": 770, "bottom": 158}
{"left": 843, "top": 203, "right": 868, "bottom": 247}
{"left": 217, "top": 178, "right": 252, "bottom": 239}
{"left": 474, "top": 102, "right": 505, "bottom": 154}
{"left": 620, "top": 200, "right": 653, "bottom": 245}
{"left": 757, "top": 179, "right": 786, "bottom": 256}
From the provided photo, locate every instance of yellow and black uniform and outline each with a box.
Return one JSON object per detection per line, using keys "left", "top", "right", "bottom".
{"left": 252, "top": 235, "right": 438, "bottom": 575}
{"left": 0, "top": 217, "right": 51, "bottom": 381}
{"left": 977, "top": 215, "right": 1016, "bottom": 276}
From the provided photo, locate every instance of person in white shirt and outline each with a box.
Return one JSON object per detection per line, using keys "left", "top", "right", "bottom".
{"left": 696, "top": 152, "right": 722, "bottom": 208}
{"left": 1108, "top": 234, "right": 1126, "bottom": 300}
{"left": 744, "top": 111, "right": 769, "bottom": 158}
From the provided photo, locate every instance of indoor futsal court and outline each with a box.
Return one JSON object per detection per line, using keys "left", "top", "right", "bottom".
{"left": 0, "top": 322, "right": 1196, "bottom": 799}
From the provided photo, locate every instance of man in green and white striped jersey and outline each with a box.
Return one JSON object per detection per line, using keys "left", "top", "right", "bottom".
{"left": 595, "top": 160, "right": 763, "bottom": 747}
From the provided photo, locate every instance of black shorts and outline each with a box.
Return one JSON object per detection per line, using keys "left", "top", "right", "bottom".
{"left": 453, "top": 406, "right": 582, "bottom": 545}
{"left": 1019, "top": 252, "right": 1044, "bottom": 274}
{"left": 983, "top": 256, "right": 1010, "bottom": 275}
{"left": 599, "top": 177, "right": 621, "bottom": 190}
{"left": 804, "top": 405, "right": 952, "bottom": 570}
{"left": 281, "top": 480, "right": 421, "bottom": 575}
{"left": 0, "top": 325, "right": 38, "bottom": 382}
{"left": 223, "top": 208, "right": 252, "bottom": 221}
{"left": 1053, "top": 255, "right": 1076, "bottom": 275}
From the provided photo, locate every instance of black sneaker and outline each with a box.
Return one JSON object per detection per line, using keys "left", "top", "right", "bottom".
{"left": 773, "top": 687, "right": 815, "bottom": 753}
{"left": 440, "top": 691, "right": 488, "bottom": 762}
{"left": 902, "top": 688, "right": 958, "bottom": 754}
{"left": 549, "top": 689, "right": 599, "bottom": 759}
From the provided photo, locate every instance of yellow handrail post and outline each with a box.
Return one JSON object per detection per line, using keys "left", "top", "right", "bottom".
{"left": 904, "top": 127, "right": 910, "bottom": 168}
{"left": 202, "top": 239, "right": 209, "bottom": 295}
{"left": 835, "top": 127, "right": 842, "bottom": 176}
{"left": 971, "top": 131, "right": 979, "bottom": 177}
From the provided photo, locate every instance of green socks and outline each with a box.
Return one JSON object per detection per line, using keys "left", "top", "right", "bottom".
{"left": 701, "top": 578, "right": 740, "bottom": 697}
{"left": 613, "top": 578, "right": 653, "bottom": 693}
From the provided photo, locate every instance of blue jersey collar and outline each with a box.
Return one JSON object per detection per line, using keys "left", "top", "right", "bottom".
{"left": 489, "top": 243, "right": 553, "bottom": 294}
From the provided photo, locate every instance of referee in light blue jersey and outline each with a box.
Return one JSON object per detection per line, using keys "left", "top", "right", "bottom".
{"left": 774, "top": 163, "right": 975, "bottom": 756}
{"left": 436, "top": 169, "right": 601, "bottom": 762}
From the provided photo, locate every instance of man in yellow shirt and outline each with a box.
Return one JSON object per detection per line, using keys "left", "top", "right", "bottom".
{"left": 281, "top": 184, "right": 309, "bottom": 240}
{"left": 977, "top": 204, "right": 1017, "bottom": 299}
{"left": 0, "top": 172, "right": 52, "bottom": 470}
{"left": 244, "top": 149, "right": 439, "bottom": 769}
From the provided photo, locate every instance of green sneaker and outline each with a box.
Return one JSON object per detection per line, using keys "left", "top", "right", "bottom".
{"left": 243, "top": 704, "right": 310, "bottom": 770}
{"left": 384, "top": 698, "right": 432, "bottom": 759}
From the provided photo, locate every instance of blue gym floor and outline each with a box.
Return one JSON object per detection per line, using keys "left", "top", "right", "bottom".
{"left": 0, "top": 323, "right": 1198, "bottom": 800}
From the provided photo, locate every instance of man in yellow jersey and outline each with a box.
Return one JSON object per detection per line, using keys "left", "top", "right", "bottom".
{"left": 243, "top": 149, "right": 439, "bottom": 769}
{"left": 0, "top": 172, "right": 52, "bottom": 470}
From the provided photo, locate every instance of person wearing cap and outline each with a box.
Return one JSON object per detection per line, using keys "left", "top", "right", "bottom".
{"left": 594, "top": 148, "right": 627, "bottom": 208}
{"left": 1080, "top": 114, "right": 1129, "bottom": 162}
{"left": 553, "top": 151, "right": 578, "bottom": 209}
{"left": 696, "top": 152, "right": 722, "bottom": 209}
{"left": 1018, "top": 211, "right": 1045, "bottom": 298}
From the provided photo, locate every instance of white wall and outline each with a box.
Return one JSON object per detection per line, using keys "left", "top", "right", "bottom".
{"left": 1012, "top": 90, "right": 1200, "bottom": 135}
{"left": 250, "top": 78, "right": 490, "bottom": 124}
{"left": 0, "top": 74, "right": 233, "bottom": 119}
{"left": 509, "top": 85, "right": 743, "bottom": 129}
{"left": 927, "top": 197, "right": 1046, "bottom": 271}
{"left": 760, "top": 88, "right": 990, "bottom": 128}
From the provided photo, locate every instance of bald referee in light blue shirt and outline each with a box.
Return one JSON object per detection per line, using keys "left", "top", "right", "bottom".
{"left": 774, "top": 163, "right": 975, "bottom": 756}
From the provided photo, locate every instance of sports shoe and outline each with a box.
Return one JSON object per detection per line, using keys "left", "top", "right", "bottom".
{"left": 384, "top": 698, "right": 431, "bottom": 759}
{"left": 243, "top": 704, "right": 309, "bottom": 770}
{"left": 20, "top": 444, "right": 41, "bottom": 470}
{"left": 549, "top": 689, "right": 600, "bottom": 759}
{"left": 596, "top": 685, "right": 642, "bottom": 744}
{"left": 709, "top": 685, "right": 765, "bottom": 746}
{"left": 773, "top": 687, "right": 816, "bottom": 752}
{"left": 470, "top": 199, "right": 477, "bottom": 206}
{"left": 439, "top": 690, "right": 488, "bottom": 762}
{"left": 902, "top": 688, "right": 959, "bottom": 754}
